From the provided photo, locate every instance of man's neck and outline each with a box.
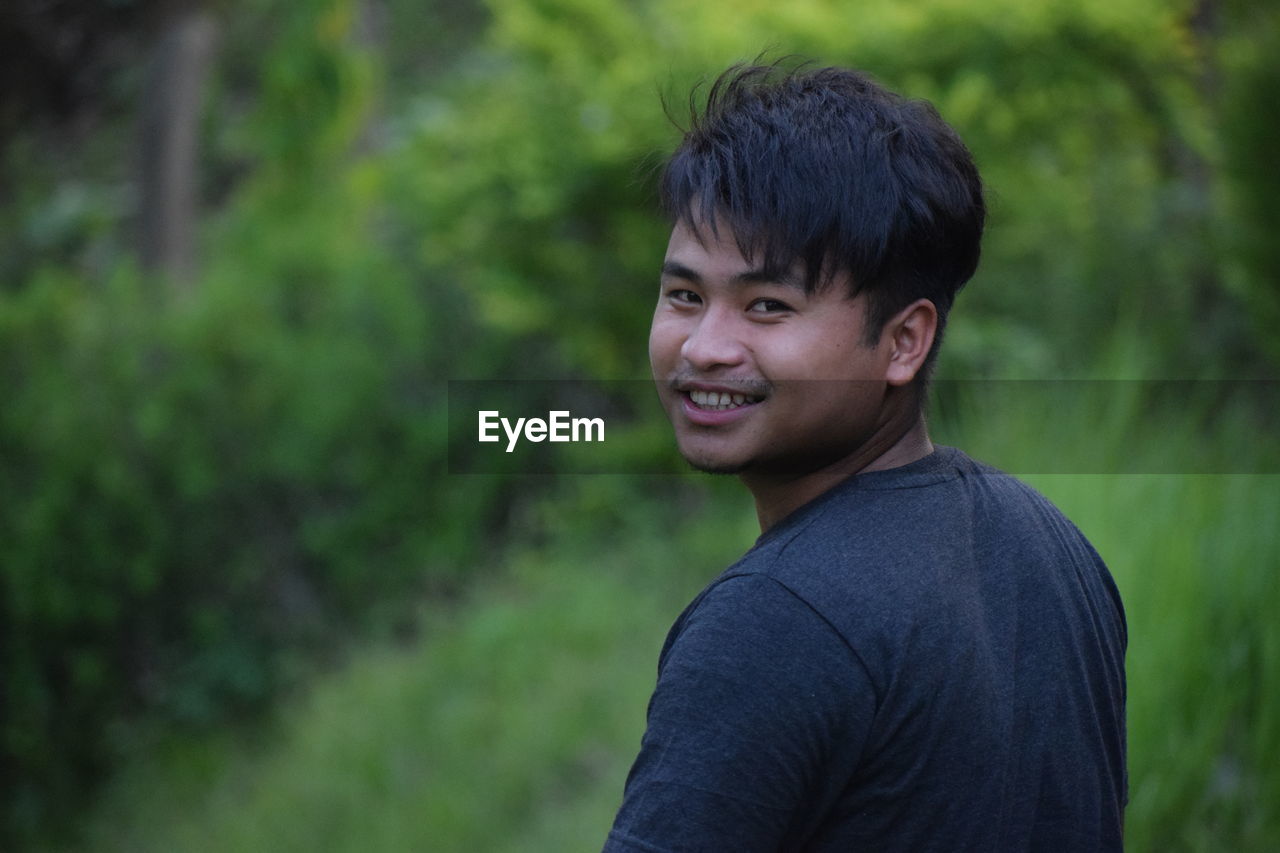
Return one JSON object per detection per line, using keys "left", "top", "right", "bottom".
{"left": 743, "top": 417, "right": 934, "bottom": 534}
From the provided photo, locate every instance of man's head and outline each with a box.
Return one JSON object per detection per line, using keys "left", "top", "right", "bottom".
{"left": 649, "top": 63, "right": 984, "bottom": 482}
{"left": 660, "top": 62, "right": 985, "bottom": 380}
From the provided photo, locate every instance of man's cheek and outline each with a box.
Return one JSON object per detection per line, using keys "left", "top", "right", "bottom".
{"left": 649, "top": 324, "right": 680, "bottom": 375}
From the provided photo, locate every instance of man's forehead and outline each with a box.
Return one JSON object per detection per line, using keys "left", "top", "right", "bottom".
{"left": 664, "top": 220, "right": 807, "bottom": 289}
{"left": 660, "top": 258, "right": 805, "bottom": 292}
{"left": 664, "top": 223, "right": 863, "bottom": 298}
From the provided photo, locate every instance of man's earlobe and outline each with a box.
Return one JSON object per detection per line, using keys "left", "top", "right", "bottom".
{"left": 885, "top": 299, "right": 938, "bottom": 386}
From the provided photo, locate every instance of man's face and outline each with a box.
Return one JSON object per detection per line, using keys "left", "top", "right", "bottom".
{"left": 649, "top": 220, "right": 899, "bottom": 476}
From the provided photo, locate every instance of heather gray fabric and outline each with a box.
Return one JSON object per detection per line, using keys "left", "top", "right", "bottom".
{"left": 605, "top": 446, "right": 1127, "bottom": 852}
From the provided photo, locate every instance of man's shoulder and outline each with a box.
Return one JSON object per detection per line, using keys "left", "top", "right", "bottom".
{"left": 734, "top": 446, "right": 1063, "bottom": 569}
{"left": 715, "top": 445, "right": 1110, "bottom": 644}
{"left": 762, "top": 445, "right": 1088, "bottom": 555}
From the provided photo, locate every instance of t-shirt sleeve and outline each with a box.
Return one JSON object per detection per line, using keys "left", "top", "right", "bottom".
{"left": 603, "top": 573, "right": 876, "bottom": 853}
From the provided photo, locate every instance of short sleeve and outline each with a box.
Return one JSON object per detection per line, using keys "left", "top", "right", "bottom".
{"left": 604, "top": 573, "right": 876, "bottom": 853}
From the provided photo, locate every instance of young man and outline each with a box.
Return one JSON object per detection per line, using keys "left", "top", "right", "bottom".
{"left": 603, "top": 65, "right": 1128, "bottom": 851}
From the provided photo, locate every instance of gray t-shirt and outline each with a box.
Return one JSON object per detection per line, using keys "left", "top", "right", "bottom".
{"left": 605, "top": 446, "right": 1127, "bottom": 852}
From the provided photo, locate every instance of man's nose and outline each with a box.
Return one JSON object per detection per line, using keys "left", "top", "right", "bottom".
{"left": 680, "top": 307, "right": 747, "bottom": 370}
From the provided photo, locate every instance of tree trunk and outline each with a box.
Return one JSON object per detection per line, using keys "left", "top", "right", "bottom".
{"left": 137, "top": 7, "right": 218, "bottom": 290}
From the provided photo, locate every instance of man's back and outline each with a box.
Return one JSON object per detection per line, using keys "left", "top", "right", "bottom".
{"left": 606, "top": 447, "right": 1127, "bottom": 852}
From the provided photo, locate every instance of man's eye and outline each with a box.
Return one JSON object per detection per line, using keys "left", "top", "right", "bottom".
{"left": 668, "top": 289, "right": 701, "bottom": 305}
{"left": 748, "top": 298, "right": 793, "bottom": 314}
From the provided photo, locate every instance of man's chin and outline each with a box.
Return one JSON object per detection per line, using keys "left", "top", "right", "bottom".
{"left": 676, "top": 446, "right": 752, "bottom": 475}
{"left": 683, "top": 456, "right": 749, "bottom": 475}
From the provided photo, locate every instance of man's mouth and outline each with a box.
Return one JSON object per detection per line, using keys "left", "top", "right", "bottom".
{"left": 686, "top": 389, "right": 764, "bottom": 411}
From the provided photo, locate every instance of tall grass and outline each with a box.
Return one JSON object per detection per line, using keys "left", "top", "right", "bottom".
{"left": 63, "top": 396, "right": 1278, "bottom": 851}
{"left": 1028, "top": 474, "right": 1279, "bottom": 850}
{"left": 66, "top": 480, "right": 753, "bottom": 852}
{"left": 938, "top": 382, "right": 1280, "bottom": 850}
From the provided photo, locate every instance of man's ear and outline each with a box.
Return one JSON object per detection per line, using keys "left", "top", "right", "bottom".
{"left": 883, "top": 298, "right": 938, "bottom": 387}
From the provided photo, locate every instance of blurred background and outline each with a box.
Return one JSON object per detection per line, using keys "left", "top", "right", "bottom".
{"left": 1, "top": 0, "right": 1277, "bottom": 849}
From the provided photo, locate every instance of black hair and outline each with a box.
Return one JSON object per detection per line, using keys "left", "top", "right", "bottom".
{"left": 660, "top": 61, "right": 985, "bottom": 379}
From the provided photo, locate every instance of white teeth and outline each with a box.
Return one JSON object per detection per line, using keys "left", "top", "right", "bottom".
{"left": 688, "top": 390, "right": 761, "bottom": 410}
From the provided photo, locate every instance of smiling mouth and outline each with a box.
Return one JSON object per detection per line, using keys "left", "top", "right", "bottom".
{"left": 686, "top": 389, "right": 764, "bottom": 411}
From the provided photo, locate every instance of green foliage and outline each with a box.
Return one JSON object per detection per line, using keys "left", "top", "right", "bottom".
{"left": 0, "top": 206, "right": 504, "bottom": 841}
{"left": 1218, "top": 3, "right": 1280, "bottom": 367}
{"left": 392, "top": 0, "right": 1258, "bottom": 378}
{"left": 0, "top": 2, "right": 510, "bottom": 840}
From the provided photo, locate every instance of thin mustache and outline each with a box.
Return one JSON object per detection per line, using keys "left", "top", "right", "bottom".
{"left": 667, "top": 374, "right": 773, "bottom": 397}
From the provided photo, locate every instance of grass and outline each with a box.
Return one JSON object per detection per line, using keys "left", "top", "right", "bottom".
{"left": 1027, "top": 474, "right": 1279, "bottom": 851}
{"left": 60, "top": 397, "right": 1280, "bottom": 852}
{"left": 64, "top": 479, "right": 754, "bottom": 852}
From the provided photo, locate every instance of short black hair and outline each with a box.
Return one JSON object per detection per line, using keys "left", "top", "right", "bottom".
{"left": 660, "top": 62, "right": 985, "bottom": 379}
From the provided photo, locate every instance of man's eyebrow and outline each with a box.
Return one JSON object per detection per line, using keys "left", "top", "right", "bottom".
{"left": 733, "top": 267, "right": 804, "bottom": 289}
{"left": 660, "top": 260, "right": 803, "bottom": 289}
{"left": 661, "top": 260, "right": 702, "bottom": 282}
